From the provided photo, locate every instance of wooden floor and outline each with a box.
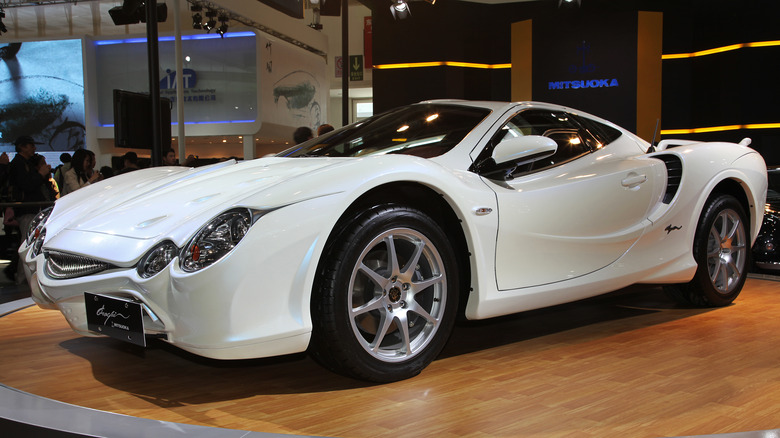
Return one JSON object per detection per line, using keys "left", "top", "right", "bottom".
{"left": 2, "top": 279, "right": 780, "bottom": 437}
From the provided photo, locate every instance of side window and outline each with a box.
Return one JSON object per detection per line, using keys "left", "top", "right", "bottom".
{"left": 473, "top": 108, "right": 603, "bottom": 178}
{"left": 494, "top": 109, "right": 597, "bottom": 175}
{"left": 571, "top": 114, "right": 623, "bottom": 146}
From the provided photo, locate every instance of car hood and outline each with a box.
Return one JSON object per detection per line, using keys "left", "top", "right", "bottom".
{"left": 49, "top": 158, "right": 343, "bottom": 243}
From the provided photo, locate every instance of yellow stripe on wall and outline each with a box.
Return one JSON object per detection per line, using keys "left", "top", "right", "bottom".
{"left": 661, "top": 123, "right": 780, "bottom": 135}
{"left": 376, "top": 40, "right": 780, "bottom": 69}
{"left": 373, "top": 61, "right": 512, "bottom": 70}
{"left": 662, "top": 40, "right": 780, "bottom": 59}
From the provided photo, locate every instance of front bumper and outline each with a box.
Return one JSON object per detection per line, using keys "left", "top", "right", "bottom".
{"left": 20, "top": 211, "right": 323, "bottom": 360}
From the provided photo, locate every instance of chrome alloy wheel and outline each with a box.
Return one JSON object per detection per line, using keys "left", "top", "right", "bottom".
{"left": 348, "top": 228, "right": 447, "bottom": 362}
{"left": 706, "top": 208, "right": 747, "bottom": 294}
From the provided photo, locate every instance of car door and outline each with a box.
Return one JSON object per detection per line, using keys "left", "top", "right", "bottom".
{"left": 477, "top": 109, "right": 665, "bottom": 290}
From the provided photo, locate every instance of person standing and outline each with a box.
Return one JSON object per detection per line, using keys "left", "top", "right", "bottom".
{"left": 317, "top": 124, "right": 334, "bottom": 136}
{"left": 162, "top": 148, "right": 178, "bottom": 166}
{"left": 293, "top": 126, "right": 313, "bottom": 144}
{"left": 117, "top": 151, "right": 140, "bottom": 174}
{"left": 8, "top": 136, "right": 50, "bottom": 282}
{"left": 61, "top": 148, "right": 102, "bottom": 196}
{"left": 52, "top": 152, "right": 72, "bottom": 192}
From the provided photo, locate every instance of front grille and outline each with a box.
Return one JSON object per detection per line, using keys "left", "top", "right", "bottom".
{"left": 45, "top": 251, "right": 115, "bottom": 280}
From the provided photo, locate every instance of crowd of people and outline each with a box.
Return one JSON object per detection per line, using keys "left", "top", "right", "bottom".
{"left": 0, "top": 137, "right": 190, "bottom": 282}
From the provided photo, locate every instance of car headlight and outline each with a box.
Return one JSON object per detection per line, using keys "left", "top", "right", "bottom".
{"left": 138, "top": 241, "right": 179, "bottom": 279}
{"left": 180, "top": 208, "right": 253, "bottom": 273}
{"left": 30, "top": 229, "right": 46, "bottom": 258}
{"left": 25, "top": 207, "right": 53, "bottom": 247}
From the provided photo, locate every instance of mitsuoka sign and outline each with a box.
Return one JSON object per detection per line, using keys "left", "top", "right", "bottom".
{"left": 548, "top": 78, "right": 619, "bottom": 90}
{"left": 547, "top": 42, "right": 620, "bottom": 91}
{"left": 531, "top": 10, "right": 637, "bottom": 132}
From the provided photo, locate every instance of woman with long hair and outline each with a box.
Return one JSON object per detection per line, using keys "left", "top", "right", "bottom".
{"left": 61, "top": 148, "right": 102, "bottom": 197}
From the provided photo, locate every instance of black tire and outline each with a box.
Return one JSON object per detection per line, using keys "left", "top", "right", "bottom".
{"left": 665, "top": 194, "right": 749, "bottom": 307}
{"left": 310, "top": 205, "right": 459, "bottom": 382}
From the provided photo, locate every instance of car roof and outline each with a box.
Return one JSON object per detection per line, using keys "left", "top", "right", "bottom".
{"left": 418, "top": 99, "right": 579, "bottom": 113}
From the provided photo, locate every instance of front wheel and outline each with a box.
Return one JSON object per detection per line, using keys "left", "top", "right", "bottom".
{"left": 310, "top": 205, "right": 459, "bottom": 382}
{"left": 665, "top": 194, "right": 749, "bottom": 307}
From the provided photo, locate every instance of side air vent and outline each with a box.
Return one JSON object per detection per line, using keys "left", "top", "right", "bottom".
{"left": 655, "top": 154, "right": 682, "bottom": 204}
{"left": 45, "top": 251, "right": 115, "bottom": 280}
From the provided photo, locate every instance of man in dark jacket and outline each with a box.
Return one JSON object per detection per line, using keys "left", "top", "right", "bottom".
{"left": 10, "top": 136, "right": 50, "bottom": 218}
{"left": 7, "top": 136, "right": 50, "bottom": 282}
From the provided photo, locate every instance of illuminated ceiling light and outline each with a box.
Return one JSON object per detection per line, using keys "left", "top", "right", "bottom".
{"left": 397, "top": 125, "right": 410, "bottom": 132}
{"left": 390, "top": 0, "right": 411, "bottom": 20}
{"left": 558, "top": 0, "right": 581, "bottom": 7}
{"left": 426, "top": 114, "right": 439, "bottom": 122}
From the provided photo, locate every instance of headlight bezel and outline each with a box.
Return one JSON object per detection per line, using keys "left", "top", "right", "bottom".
{"left": 180, "top": 208, "right": 256, "bottom": 273}
{"left": 137, "top": 241, "right": 179, "bottom": 279}
{"left": 25, "top": 206, "right": 54, "bottom": 247}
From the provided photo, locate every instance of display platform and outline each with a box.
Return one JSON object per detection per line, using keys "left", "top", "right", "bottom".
{"left": 2, "top": 278, "right": 780, "bottom": 437}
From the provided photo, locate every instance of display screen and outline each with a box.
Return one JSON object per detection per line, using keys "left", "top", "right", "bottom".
{"left": 0, "top": 39, "right": 86, "bottom": 152}
{"left": 113, "top": 89, "right": 172, "bottom": 149}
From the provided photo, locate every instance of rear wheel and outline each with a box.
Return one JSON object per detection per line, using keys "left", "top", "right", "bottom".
{"left": 665, "top": 194, "right": 749, "bottom": 307}
{"left": 310, "top": 205, "right": 458, "bottom": 382}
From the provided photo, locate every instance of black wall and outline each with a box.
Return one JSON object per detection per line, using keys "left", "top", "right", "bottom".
{"left": 371, "top": 0, "right": 547, "bottom": 112}
{"left": 660, "top": 0, "right": 780, "bottom": 164}
{"left": 531, "top": 10, "right": 639, "bottom": 132}
{"left": 368, "top": 0, "right": 780, "bottom": 163}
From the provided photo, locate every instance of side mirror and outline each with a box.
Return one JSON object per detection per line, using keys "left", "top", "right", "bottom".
{"left": 475, "top": 135, "right": 558, "bottom": 179}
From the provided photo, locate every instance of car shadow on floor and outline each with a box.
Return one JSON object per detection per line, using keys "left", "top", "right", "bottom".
{"left": 52, "top": 283, "right": 719, "bottom": 408}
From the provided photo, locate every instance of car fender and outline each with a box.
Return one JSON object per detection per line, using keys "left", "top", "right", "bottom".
{"left": 234, "top": 154, "right": 499, "bottom": 332}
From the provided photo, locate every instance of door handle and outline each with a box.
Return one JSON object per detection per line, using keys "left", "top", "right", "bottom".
{"left": 621, "top": 173, "right": 647, "bottom": 188}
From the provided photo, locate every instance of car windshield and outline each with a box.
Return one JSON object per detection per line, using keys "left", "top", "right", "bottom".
{"left": 278, "top": 103, "right": 491, "bottom": 158}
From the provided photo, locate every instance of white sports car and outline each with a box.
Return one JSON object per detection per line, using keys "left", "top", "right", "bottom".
{"left": 21, "top": 100, "right": 767, "bottom": 382}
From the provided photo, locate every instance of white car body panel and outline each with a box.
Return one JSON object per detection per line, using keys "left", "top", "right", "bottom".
{"left": 21, "top": 100, "right": 768, "bottom": 362}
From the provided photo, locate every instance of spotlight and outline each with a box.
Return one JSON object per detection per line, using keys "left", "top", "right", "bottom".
{"left": 390, "top": 0, "right": 410, "bottom": 20}
{"left": 309, "top": 0, "right": 323, "bottom": 30}
{"left": 192, "top": 13, "right": 202, "bottom": 29}
{"left": 203, "top": 9, "right": 217, "bottom": 32}
{"left": 217, "top": 15, "right": 229, "bottom": 38}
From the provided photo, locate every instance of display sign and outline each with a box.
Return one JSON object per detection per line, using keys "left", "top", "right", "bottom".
{"left": 335, "top": 55, "right": 343, "bottom": 78}
{"left": 350, "top": 55, "right": 364, "bottom": 81}
{"left": 531, "top": 11, "right": 637, "bottom": 132}
{"left": 85, "top": 293, "right": 146, "bottom": 347}
{"left": 94, "top": 32, "right": 258, "bottom": 126}
{"left": 364, "top": 17, "right": 373, "bottom": 68}
{"left": 261, "top": 36, "right": 327, "bottom": 132}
